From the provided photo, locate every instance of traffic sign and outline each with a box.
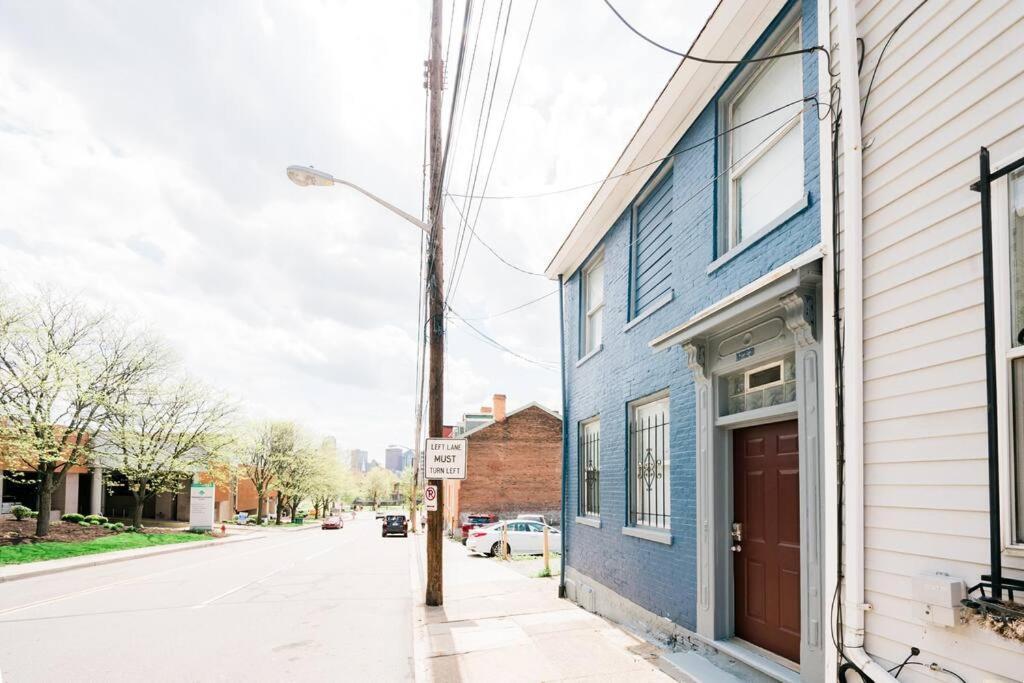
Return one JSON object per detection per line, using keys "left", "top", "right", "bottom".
{"left": 424, "top": 484, "right": 438, "bottom": 511}
{"left": 425, "top": 438, "right": 467, "bottom": 479}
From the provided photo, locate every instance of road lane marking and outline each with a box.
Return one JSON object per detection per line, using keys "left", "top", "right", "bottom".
{"left": 0, "top": 533, "right": 323, "bottom": 618}
{"left": 191, "top": 562, "right": 296, "bottom": 609}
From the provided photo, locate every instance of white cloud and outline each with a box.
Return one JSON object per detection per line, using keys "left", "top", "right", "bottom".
{"left": 0, "top": 0, "right": 714, "bottom": 459}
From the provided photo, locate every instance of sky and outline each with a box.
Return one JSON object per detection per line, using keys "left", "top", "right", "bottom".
{"left": 0, "top": 0, "right": 715, "bottom": 462}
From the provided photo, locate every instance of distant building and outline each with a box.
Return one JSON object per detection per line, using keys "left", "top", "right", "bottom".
{"left": 343, "top": 448, "right": 368, "bottom": 473}
{"left": 384, "top": 445, "right": 413, "bottom": 473}
{"left": 443, "top": 394, "right": 562, "bottom": 532}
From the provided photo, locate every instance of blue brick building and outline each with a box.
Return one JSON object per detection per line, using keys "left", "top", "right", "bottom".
{"left": 546, "top": 2, "right": 829, "bottom": 680}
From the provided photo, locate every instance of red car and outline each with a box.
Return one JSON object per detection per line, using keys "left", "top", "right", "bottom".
{"left": 321, "top": 516, "right": 344, "bottom": 530}
{"left": 460, "top": 513, "right": 499, "bottom": 543}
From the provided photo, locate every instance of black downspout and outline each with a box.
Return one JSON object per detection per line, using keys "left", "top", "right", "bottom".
{"left": 558, "top": 274, "right": 569, "bottom": 598}
{"left": 977, "top": 146, "right": 1004, "bottom": 600}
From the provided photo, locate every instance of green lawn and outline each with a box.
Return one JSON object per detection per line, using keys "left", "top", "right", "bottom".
{"left": 0, "top": 532, "right": 211, "bottom": 566}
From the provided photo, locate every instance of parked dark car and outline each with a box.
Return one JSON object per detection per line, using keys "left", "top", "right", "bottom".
{"left": 460, "top": 513, "right": 499, "bottom": 544}
{"left": 382, "top": 514, "right": 407, "bottom": 538}
{"left": 321, "top": 516, "right": 343, "bottom": 530}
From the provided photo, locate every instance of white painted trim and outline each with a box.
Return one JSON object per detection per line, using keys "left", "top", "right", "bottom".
{"left": 621, "top": 526, "right": 673, "bottom": 545}
{"left": 575, "top": 345, "right": 603, "bottom": 368}
{"left": 650, "top": 245, "right": 824, "bottom": 351}
{"left": 575, "top": 516, "right": 601, "bottom": 529}
{"left": 623, "top": 290, "right": 674, "bottom": 333}
{"left": 715, "top": 402, "right": 797, "bottom": 428}
{"left": 706, "top": 193, "right": 810, "bottom": 273}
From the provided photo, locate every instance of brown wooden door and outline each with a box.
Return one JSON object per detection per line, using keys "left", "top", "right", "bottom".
{"left": 733, "top": 420, "right": 800, "bottom": 663}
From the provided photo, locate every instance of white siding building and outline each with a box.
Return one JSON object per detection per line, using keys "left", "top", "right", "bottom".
{"left": 833, "top": 0, "right": 1024, "bottom": 680}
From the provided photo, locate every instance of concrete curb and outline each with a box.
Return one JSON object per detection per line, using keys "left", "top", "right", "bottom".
{"left": 0, "top": 532, "right": 263, "bottom": 584}
{"left": 409, "top": 534, "right": 431, "bottom": 683}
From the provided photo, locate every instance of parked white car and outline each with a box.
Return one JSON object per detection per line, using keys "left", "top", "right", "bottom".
{"left": 465, "top": 520, "right": 560, "bottom": 557}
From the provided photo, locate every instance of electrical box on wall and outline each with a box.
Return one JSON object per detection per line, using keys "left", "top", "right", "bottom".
{"left": 911, "top": 573, "right": 966, "bottom": 628}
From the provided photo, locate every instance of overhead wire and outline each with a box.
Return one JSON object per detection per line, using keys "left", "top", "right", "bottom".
{"left": 447, "top": 0, "right": 541, "bottom": 297}
{"left": 448, "top": 95, "right": 821, "bottom": 200}
{"left": 447, "top": 305, "right": 558, "bottom": 370}
{"left": 860, "top": 0, "right": 930, "bottom": 122}
{"left": 448, "top": 0, "right": 513, "bottom": 301}
{"left": 460, "top": 290, "right": 556, "bottom": 321}
{"left": 602, "top": 0, "right": 832, "bottom": 73}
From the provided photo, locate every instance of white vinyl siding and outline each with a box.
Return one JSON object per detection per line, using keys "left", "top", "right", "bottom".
{"left": 581, "top": 256, "right": 604, "bottom": 355}
{"left": 833, "top": 0, "right": 1024, "bottom": 680}
{"left": 724, "top": 21, "right": 804, "bottom": 249}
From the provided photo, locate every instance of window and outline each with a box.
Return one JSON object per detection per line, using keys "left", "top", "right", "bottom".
{"left": 721, "top": 353, "right": 797, "bottom": 416}
{"left": 579, "top": 418, "right": 600, "bottom": 517}
{"left": 1008, "top": 169, "right": 1024, "bottom": 541}
{"left": 582, "top": 256, "right": 604, "bottom": 355}
{"left": 722, "top": 20, "right": 804, "bottom": 250}
{"left": 632, "top": 167, "right": 673, "bottom": 316}
{"left": 629, "top": 394, "right": 670, "bottom": 529}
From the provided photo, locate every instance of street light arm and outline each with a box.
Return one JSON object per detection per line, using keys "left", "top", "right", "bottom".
{"left": 333, "top": 178, "right": 430, "bottom": 234}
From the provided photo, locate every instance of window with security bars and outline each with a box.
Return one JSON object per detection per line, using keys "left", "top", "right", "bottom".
{"left": 629, "top": 395, "right": 670, "bottom": 529}
{"left": 578, "top": 419, "right": 600, "bottom": 517}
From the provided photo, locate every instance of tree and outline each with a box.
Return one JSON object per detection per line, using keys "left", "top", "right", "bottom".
{"left": 362, "top": 467, "right": 397, "bottom": 510}
{"left": 273, "top": 436, "right": 319, "bottom": 523}
{"left": 100, "top": 377, "right": 235, "bottom": 527}
{"left": 0, "top": 290, "right": 163, "bottom": 536}
{"left": 238, "top": 422, "right": 279, "bottom": 522}
{"left": 400, "top": 465, "right": 422, "bottom": 529}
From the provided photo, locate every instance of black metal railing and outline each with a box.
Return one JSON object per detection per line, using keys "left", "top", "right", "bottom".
{"left": 579, "top": 426, "right": 600, "bottom": 516}
{"left": 629, "top": 410, "right": 670, "bottom": 529}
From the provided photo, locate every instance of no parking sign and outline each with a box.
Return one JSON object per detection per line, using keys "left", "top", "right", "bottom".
{"left": 424, "top": 484, "right": 438, "bottom": 511}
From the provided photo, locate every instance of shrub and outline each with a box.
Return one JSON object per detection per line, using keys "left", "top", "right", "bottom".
{"left": 113, "top": 522, "right": 125, "bottom": 531}
{"left": 101, "top": 522, "right": 116, "bottom": 530}
{"left": 83, "top": 514, "right": 108, "bottom": 524}
{"left": 27, "top": 511, "right": 38, "bottom": 518}
{"left": 11, "top": 505, "right": 33, "bottom": 520}
{"left": 78, "top": 521, "right": 91, "bottom": 527}
{"left": 89, "top": 520, "right": 101, "bottom": 525}
{"left": 62, "top": 513, "right": 86, "bottom": 523}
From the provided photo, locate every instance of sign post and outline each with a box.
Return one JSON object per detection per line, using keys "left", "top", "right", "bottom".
{"left": 189, "top": 482, "right": 216, "bottom": 532}
{"left": 424, "top": 484, "right": 438, "bottom": 512}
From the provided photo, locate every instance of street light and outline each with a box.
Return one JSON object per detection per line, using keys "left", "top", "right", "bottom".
{"left": 285, "top": 165, "right": 429, "bottom": 233}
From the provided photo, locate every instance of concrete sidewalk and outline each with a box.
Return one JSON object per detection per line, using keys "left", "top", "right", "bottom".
{"left": 411, "top": 537, "right": 672, "bottom": 682}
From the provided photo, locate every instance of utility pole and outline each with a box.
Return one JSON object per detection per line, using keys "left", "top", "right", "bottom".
{"left": 425, "top": 0, "right": 445, "bottom": 607}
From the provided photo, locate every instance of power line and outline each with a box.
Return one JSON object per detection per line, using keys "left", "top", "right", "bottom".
{"left": 448, "top": 0, "right": 540, "bottom": 300}
{"left": 603, "top": 0, "right": 831, "bottom": 71}
{"left": 860, "top": 0, "right": 930, "bottom": 122}
{"left": 448, "top": 0, "right": 514, "bottom": 301}
{"left": 448, "top": 96, "right": 818, "bottom": 200}
{"left": 444, "top": 194, "right": 546, "bottom": 276}
{"left": 447, "top": 305, "right": 558, "bottom": 370}
{"left": 461, "top": 290, "right": 556, "bottom": 320}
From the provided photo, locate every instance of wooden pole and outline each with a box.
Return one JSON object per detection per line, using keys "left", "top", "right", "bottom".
{"left": 543, "top": 526, "right": 550, "bottom": 575}
{"left": 425, "top": 0, "right": 445, "bottom": 607}
{"left": 501, "top": 523, "right": 509, "bottom": 561}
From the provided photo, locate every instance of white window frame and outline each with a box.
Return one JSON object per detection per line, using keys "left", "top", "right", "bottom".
{"left": 628, "top": 391, "right": 671, "bottom": 530}
{"left": 581, "top": 253, "right": 605, "bottom": 357}
{"left": 744, "top": 359, "right": 785, "bottom": 392}
{"left": 991, "top": 149, "right": 1024, "bottom": 555}
{"left": 579, "top": 417, "right": 601, "bottom": 518}
{"left": 720, "top": 14, "right": 804, "bottom": 253}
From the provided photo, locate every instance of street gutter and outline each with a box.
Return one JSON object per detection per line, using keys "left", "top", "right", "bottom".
{"left": 0, "top": 532, "right": 263, "bottom": 584}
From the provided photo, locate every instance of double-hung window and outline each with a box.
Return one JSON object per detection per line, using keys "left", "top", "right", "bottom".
{"left": 581, "top": 256, "right": 604, "bottom": 355}
{"left": 579, "top": 418, "right": 600, "bottom": 517}
{"left": 628, "top": 393, "right": 670, "bottom": 529}
{"left": 1007, "top": 169, "right": 1024, "bottom": 542}
{"left": 722, "top": 19, "right": 804, "bottom": 252}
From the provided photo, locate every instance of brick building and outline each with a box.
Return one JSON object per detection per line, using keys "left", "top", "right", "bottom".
{"left": 443, "top": 394, "right": 562, "bottom": 534}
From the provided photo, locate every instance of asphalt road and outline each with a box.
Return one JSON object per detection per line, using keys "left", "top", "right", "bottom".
{"left": 0, "top": 516, "right": 414, "bottom": 682}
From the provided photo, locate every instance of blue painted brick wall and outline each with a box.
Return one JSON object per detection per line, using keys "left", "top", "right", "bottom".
{"left": 561, "top": 0, "right": 820, "bottom": 632}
